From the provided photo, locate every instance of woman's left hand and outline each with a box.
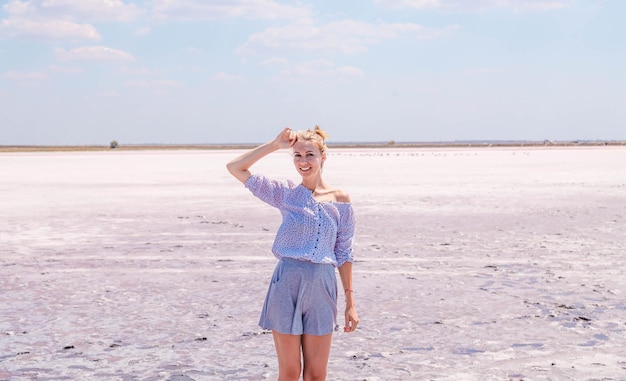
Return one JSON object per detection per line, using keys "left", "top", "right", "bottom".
{"left": 344, "top": 306, "right": 359, "bottom": 332}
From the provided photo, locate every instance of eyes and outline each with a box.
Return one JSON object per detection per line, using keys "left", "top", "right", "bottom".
{"left": 293, "top": 152, "right": 316, "bottom": 159}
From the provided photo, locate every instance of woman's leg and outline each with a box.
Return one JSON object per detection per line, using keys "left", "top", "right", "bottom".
{"left": 301, "top": 333, "right": 333, "bottom": 381}
{"left": 272, "top": 331, "right": 302, "bottom": 381}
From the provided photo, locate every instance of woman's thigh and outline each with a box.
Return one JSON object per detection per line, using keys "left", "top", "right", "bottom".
{"left": 272, "top": 331, "right": 302, "bottom": 378}
{"left": 301, "top": 334, "right": 332, "bottom": 379}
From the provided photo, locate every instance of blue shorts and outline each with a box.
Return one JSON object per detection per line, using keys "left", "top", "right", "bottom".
{"left": 259, "top": 257, "right": 338, "bottom": 336}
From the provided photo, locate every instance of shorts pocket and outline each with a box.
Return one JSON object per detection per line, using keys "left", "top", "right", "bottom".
{"left": 271, "top": 261, "right": 284, "bottom": 284}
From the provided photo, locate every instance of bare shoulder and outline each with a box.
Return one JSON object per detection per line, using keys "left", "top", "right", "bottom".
{"left": 333, "top": 189, "right": 351, "bottom": 203}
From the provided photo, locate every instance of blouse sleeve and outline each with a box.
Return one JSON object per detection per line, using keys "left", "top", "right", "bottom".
{"left": 244, "top": 173, "right": 288, "bottom": 208}
{"left": 334, "top": 204, "right": 355, "bottom": 267}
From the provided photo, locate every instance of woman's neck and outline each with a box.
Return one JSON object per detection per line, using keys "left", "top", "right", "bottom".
{"left": 301, "top": 176, "right": 326, "bottom": 192}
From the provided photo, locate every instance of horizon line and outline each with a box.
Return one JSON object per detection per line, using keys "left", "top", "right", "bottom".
{"left": 2, "top": 139, "right": 626, "bottom": 153}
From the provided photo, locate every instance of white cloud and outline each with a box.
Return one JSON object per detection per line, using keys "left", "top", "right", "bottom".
{"left": 261, "top": 57, "right": 289, "bottom": 66}
{"left": 267, "top": 59, "right": 364, "bottom": 80}
{"left": 335, "top": 66, "right": 365, "bottom": 77}
{"left": 48, "top": 64, "right": 83, "bottom": 73}
{"left": 126, "top": 79, "right": 182, "bottom": 87}
{"left": 2, "top": 0, "right": 36, "bottom": 16}
{"left": 512, "top": 0, "right": 572, "bottom": 11}
{"left": 3, "top": 70, "right": 47, "bottom": 86}
{"left": 56, "top": 46, "right": 135, "bottom": 62}
{"left": 0, "top": 17, "right": 100, "bottom": 40}
{"left": 118, "top": 66, "right": 157, "bottom": 75}
{"left": 135, "top": 26, "right": 151, "bottom": 36}
{"left": 3, "top": 70, "right": 47, "bottom": 80}
{"left": 3, "top": 0, "right": 142, "bottom": 22}
{"left": 463, "top": 67, "right": 507, "bottom": 75}
{"left": 291, "top": 59, "right": 364, "bottom": 78}
{"left": 184, "top": 46, "right": 204, "bottom": 54}
{"left": 211, "top": 72, "right": 245, "bottom": 81}
{"left": 375, "top": 0, "right": 440, "bottom": 8}
{"left": 374, "top": 0, "right": 572, "bottom": 11}
{"left": 99, "top": 90, "right": 120, "bottom": 97}
{"left": 151, "top": 0, "right": 311, "bottom": 21}
{"left": 237, "top": 20, "right": 459, "bottom": 55}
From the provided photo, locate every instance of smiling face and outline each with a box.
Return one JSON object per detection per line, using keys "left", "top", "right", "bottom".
{"left": 292, "top": 140, "right": 326, "bottom": 178}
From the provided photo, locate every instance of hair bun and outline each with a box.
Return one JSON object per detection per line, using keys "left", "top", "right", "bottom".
{"left": 294, "top": 125, "right": 329, "bottom": 153}
{"left": 313, "top": 125, "right": 329, "bottom": 141}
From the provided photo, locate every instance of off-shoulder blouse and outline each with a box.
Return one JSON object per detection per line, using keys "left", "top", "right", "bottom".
{"left": 245, "top": 173, "right": 355, "bottom": 267}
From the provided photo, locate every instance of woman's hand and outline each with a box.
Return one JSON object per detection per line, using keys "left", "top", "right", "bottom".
{"left": 344, "top": 306, "right": 359, "bottom": 333}
{"left": 274, "top": 127, "right": 297, "bottom": 149}
{"left": 226, "top": 127, "right": 295, "bottom": 183}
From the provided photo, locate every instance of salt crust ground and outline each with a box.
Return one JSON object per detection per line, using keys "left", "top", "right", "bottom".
{"left": 1, "top": 147, "right": 625, "bottom": 380}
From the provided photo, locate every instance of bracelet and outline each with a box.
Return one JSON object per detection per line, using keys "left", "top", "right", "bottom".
{"left": 345, "top": 289, "right": 354, "bottom": 293}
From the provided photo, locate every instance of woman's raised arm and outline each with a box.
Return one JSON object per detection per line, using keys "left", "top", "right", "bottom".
{"left": 226, "top": 127, "right": 296, "bottom": 183}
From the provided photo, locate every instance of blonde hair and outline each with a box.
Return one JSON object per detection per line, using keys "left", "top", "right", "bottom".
{"left": 296, "top": 125, "right": 329, "bottom": 153}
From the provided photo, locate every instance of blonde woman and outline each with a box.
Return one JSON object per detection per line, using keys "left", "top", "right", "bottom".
{"left": 226, "top": 126, "right": 359, "bottom": 381}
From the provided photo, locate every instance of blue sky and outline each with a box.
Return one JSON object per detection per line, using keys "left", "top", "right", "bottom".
{"left": 1, "top": 0, "right": 624, "bottom": 145}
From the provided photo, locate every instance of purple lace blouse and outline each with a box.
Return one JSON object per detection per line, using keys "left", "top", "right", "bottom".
{"left": 245, "top": 173, "right": 355, "bottom": 267}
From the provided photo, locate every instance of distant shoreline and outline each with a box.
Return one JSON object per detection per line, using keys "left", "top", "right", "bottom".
{"left": 1, "top": 140, "right": 625, "bottom": 153}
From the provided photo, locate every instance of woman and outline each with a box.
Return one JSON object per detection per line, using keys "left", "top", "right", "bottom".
{"left": 226, "top": 126, "right": 359, "bottom": 381}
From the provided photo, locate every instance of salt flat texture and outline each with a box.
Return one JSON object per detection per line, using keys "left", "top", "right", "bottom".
{"left": 1, "top": 147, "right": 625, "bottom": 381}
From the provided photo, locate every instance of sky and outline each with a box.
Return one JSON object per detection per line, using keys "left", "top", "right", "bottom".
{"left": 1, "top": 0, "right": 624, "bottom": 145}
